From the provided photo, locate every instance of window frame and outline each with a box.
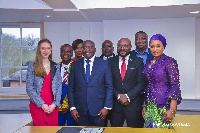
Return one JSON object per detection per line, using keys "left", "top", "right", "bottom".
{"left": 0, "top": 22, "right": 43, "bottom": 94}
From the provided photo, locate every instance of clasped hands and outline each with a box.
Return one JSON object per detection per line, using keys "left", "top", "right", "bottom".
{"left": 118, "top": 94, "right": 130, "bottom": 105}
{"left": 71, "top": 108, "right": 108, "bottom": 122}
{"left": 41, "top": 103, "right": 56, "bottom": 114}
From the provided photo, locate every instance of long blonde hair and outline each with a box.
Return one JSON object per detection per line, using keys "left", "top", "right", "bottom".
{"left": 34, "top": 39, "right": 52, "bottom": 77}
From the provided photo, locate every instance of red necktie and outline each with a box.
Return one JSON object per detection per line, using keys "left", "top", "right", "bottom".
{"left": 121, "top": 57, "right": 126, "bottom": 81}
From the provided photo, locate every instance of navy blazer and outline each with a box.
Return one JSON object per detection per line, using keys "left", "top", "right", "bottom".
{"left": 108, "top": 54, "right": 146, "bottom": 112}
{"left": 68, "top": 57, "right": 113, "bottom": 117}
{"left": 130, "top": 48, "right": 153, "bottom": 64}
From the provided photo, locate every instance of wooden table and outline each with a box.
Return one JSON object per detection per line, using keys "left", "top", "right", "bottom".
{"left": 172, "top": 114, "right": 200, "bottom": 133}
{"left": 12, "top": 114, "right": 200, "bottom": 133}
{"left": 15, "top": 126, "right": 175, "bottom": 133}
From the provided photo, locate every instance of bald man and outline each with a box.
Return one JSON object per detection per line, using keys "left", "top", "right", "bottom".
{"left": 108, "top": 38, "right": 146, "bottom": 127}
{"left": 68, "top": 40, "right": 113, "bottom": 126}
{"left": 99, "top": 40, "right": 115, "bottom": 60}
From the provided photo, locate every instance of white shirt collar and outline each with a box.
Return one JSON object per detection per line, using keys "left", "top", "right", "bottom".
{"left": 84, "top": 55, "right": 95, "bottom": 63}
{"left": 119, "top": 54, "right": 130, "bottom": 61}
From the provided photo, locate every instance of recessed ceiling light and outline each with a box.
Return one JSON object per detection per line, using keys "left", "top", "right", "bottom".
{"left": 190, "top": 11, "right": 200, "bottom": 14}
{"left": 44, "top": 15, "right": 52, "bottom": 18}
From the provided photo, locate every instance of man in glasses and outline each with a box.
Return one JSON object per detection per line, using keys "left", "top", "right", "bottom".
{"left": 68, "top": 40, "right": 113, "bottom": 126}
{"left": 108, "top": 38, "right": 146, "bottom": 127}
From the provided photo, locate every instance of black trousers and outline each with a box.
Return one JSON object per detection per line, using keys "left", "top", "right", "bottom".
{"left": 111, "top": 109, "right": 144, "bottom": 127}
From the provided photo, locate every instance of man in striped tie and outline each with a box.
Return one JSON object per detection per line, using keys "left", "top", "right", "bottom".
{"left": 58, "top": 44, "right": 76, "bottom": 126}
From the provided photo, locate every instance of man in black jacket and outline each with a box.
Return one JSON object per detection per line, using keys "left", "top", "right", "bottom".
{"left": 109, "top": 38, "right": 146, "bottom": 127}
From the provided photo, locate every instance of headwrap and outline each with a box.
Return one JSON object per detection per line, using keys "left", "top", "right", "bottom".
{"left": 149, "top": 34, "right": 167, "bottom": 48}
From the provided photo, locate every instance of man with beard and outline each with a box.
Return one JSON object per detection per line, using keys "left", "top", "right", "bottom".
{"left": 58, "top": 44, "right": 76, "bottom": 126}
{"left": 68, "top": 40, "right": 113, "bottom": 126}
{"left": 108, "top": 38, "right": 146, "bottom": 127}
{"left": 99, "top": 40, "right": 115, "bottom": 60}
{"left": 130, "top": 31, "right": 153, "bottom": 65}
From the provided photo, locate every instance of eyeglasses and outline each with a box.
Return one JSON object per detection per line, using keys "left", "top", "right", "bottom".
{"left": 82, "top": 46, "right": 95, "bottom": 50}
{"left": 117, "top": 44, "right": 130, "bottom": 48}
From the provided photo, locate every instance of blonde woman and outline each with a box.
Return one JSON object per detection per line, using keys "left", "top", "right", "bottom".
{"left": 26, "top": 39, "right": 62, "bottom": 126}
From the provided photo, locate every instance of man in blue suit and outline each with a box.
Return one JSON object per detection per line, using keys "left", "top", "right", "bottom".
{"left": 130, "top": 31, "right": 153, "bottom": 65}
{"left": 68, "top": 40, "right": 113, "bottom": 126}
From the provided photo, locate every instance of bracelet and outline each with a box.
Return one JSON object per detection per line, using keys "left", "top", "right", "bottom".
{"left": 142, "top": 105, "right": 146, "bottom": 108}
{"left": 170, "top": 109, "right": 176, "bottom": 114}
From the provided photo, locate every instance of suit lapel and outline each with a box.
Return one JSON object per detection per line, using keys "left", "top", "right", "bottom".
{"left": 113, "top": 56, "right": 123, "bottom": 82}
{"left": 79, "top": 58, "right": 86, "bottom": 82}
{"left": 88, "top": 57, "right": 98, "bottom": 84}
{"left": 123, "top": 54, "right": 136, "bottom": 81}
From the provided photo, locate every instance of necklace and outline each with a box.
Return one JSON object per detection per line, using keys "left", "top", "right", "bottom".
{"left": 43, "top": 64, "right": 49, "bottom": 71}
{"left": 151, "top": 60, "right": 156, "bottom": 64}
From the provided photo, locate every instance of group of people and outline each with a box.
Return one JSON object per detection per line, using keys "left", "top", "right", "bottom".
{"left": 26, "top": 31, "right": 182, "bottom": 128}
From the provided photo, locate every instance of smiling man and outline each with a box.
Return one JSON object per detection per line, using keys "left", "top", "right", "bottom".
{"left": 130, "top": 31, "right": 153, "bottom": 65}
{"left": 99, "top": 40, "right": 115, "bottom": 60}
{"left": 68, "top": 40, "right": 113, "bottom": 126}
{"left": 58, "top": 44, "right": 76, "bottom": 126}
{"left": 108, "top": 38, "right": 146, "bottom": 127}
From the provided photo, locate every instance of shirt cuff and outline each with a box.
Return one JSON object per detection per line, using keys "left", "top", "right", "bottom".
{"left": 117, "top": 96, "right": 120, "bottom": 101}
{"left": 70, "top": 107, "right": 76, "bottom": 112}
{"left": 125, "top": 94, "right": 130, "bottom": 102}
{"left": 104, "top": 107, "right": 112, "bottom": 110}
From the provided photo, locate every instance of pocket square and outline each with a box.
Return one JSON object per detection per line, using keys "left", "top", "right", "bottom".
{"left": 130, "top": 68, "right": 136, "bottom": 69}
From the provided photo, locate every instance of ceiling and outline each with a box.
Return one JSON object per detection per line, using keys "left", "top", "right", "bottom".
{"left": 0, "top": 0, "right": 200, "bottom": 22}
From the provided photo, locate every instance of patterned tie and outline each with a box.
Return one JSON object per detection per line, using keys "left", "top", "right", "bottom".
{"left": 85, "top": 60, "right": 91, "bottom": 84}
{"left": 63, "top": 66, "right": 68, "bottom": 84}
{"left": 121, "top": 57, "right": 126, "bottom": 81}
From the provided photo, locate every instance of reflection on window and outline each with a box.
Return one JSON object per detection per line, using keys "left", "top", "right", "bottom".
{"left": 2, "top": 48, "right": 21, "bottom": 66}
{"left": 22, "top": 28, "right": 40, "bottom": 46}
{"left": 23, "top": 48, "right": 36, "bottom": 66}
{"left": 1, "top": 28, "right": 21, "bottom": 46}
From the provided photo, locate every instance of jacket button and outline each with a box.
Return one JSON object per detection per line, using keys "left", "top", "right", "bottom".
{"left": 122, "top": 83, "right": 124, "bottom": 85}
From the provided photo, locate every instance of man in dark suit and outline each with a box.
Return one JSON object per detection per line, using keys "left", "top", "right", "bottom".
{"left": 109, "top": 38, "right": 146, "bottom": 127}
{"left": 99, "top": 40, "right": 115, "bottom": 60}
{"left": 130, "top": 31, "right": 153, "bottom": 65}
{"left": 68, "top": 40, "right": 113, "bottom": 126}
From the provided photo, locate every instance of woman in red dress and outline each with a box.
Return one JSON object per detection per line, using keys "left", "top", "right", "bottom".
{"left": 26, "top": 39, "right": 62, "bottom": 126}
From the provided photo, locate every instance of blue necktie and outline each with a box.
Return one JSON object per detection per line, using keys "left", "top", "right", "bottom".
{"left": 85, "top": 60, "right": 91, "bottom": 84}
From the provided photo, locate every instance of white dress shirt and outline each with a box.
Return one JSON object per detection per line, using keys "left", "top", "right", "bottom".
{"left": 118, "top": 54, "right": 130, "bottom": 102}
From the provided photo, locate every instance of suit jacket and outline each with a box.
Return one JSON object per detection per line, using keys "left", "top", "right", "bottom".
{"left": 130, "top": 48, "right": 153, "bottom": 63}
{"left": 108, "top": 54, "right": 146, "bottom": 112}
{"left": 26, "top": 61, "right": 62, "bottom": 108}
{"left": 68, "top": 57, "right": 113, "bottom": 117}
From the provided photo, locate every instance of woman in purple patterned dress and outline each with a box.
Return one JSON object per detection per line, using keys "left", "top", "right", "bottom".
{"left": 142, "top": 34, "right": 182, "bottom": 128}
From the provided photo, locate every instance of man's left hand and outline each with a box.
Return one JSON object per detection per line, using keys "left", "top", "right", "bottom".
{"left": 118, "top": 94, "right": 129, "bottom": 105}
{"left": 98, "top": 108, "right": 108, "bottom": 121}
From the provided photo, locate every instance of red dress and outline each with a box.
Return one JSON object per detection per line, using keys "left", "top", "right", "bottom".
{"left": 29, "top": 71, "right": 58, "bottom": 126}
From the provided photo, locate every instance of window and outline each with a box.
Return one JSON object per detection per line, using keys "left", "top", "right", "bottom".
{"left": 0, "top": 23, "right": 41, "bottom": 95}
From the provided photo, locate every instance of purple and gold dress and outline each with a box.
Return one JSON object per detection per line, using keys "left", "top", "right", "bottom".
{"left": 142, "top": 54, "right": 182, "bottom": 128}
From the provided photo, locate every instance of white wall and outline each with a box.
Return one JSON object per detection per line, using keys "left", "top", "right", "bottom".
{"left": 44, "top": 22, "right": 70, "bottom": 62}
{"left": 195, "top": 18, "right": 200, "bottom": 99}
{"left": 44, "top": 17, "right": 199, "bottom": 99}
